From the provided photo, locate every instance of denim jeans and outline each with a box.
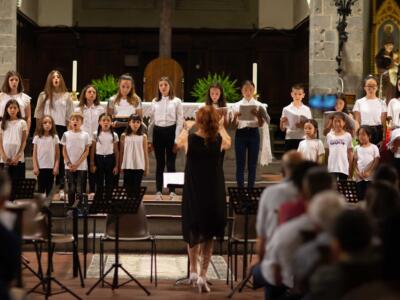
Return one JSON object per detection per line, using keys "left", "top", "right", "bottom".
{"left": 235, "top": 127, "right": 260, "bottom": 189}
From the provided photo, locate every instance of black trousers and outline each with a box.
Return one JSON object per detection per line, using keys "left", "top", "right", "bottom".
{"left": 331, "top": 172, "right": 348, "bottom": 181}
{"left": 37, "top": 168, "right": 54, "bottom": 195}
{"left": 66, "top": 170, "right": 86, "bottom": 205}
{"left": 123, "top": 169, "right": 144, "bottom": 197}
{"left": 56, "top": 125, "right": 67, "bottom": 188}
{"left": 153, "top": 125, "right": 176, "bottom": 193}
{"left": 94, "top": 154, "right": 116, "bottom": 196}
{"left": 284, "top": 139, "right": 302, "bottom": 152}
{"left": 87, "top": 154, "right": 96, "bottom": 193}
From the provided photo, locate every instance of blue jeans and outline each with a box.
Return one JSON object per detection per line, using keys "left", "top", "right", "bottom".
{"left": 235, "top": 127, "right": 260, "bottom": 189}
{"left": 252, "top": 263, "right": 288, "bottom": 300}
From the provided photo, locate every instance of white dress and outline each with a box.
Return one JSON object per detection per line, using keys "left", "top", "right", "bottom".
{"left": 121, "top": 134, "right": 145, "bottom": 170}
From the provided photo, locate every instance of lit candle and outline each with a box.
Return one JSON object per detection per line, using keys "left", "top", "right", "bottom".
{"left": 72, "top": 60, "right": 77, "bottom": 92}
{"left": 252, "top": 63, "right": 258, "bottom": 94}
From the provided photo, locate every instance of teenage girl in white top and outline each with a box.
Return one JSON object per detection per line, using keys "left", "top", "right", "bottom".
{"left": 353, "top": 75, "right": 387, "bottom": 146}
{"left": 76, "top": 84, "right": 105, "bottom": 197}
{"left": 0, "top": 100, "right": 28, "bottom": 181}
{"left": 33, "top": 115, "right": 59, "bottom": 195}
{"left": 34, "top": 70, "right": 74, "bottom": 192}
{"left": 387, "top": 77, "right": 400, "bottom": 129}
{"left": 148, "top": 77, "right": 183, "bottom": 200}
{"left": 0, "top": 70, "right": 31, "bottom": 134}
{"left": 108, "top": 73, "right": 142, "bottom": 136}
{"left": 120, "top": 114, "right": 149, "bottom": 196}
{"left": 90, "top": 113, "right": 119, "bottom": 197}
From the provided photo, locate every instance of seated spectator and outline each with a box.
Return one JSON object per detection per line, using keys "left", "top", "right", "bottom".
{"left": 372, "top": 163, "right": 399, "bottom": 187}
{"left": 256, "top": 150, "right": 303, "bottom": 261}
{"left": 252, "top": 173, "right": 344, "bottom": 300}
{"left": 309, "top": 210, "right": 381, "bottom": 300}
{"left": 279, "top": 166, "right": 336, "bottom": 224}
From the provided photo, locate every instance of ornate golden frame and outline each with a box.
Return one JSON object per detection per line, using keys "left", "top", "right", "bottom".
{"left": 372, "top": 0, "right": 400, "bottom": 73}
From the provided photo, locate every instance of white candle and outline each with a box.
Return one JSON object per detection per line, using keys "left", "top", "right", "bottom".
{"left": 252, "top": 62, "right": 258, "bottom": 94}
{"left": 72, "top": 60, "right": 77, "bottom": 92}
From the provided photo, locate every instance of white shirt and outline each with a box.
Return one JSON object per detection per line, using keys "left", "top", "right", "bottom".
{"left": 121, "top": 134, "right": 145, "bottom": 170}
{"left": 231, "top": 98, "right": 266, "bottom": 129}
{"left": 109, "top": 97, "right": 141, "bottom": 118}
{"left": 353, "top": 97, "right": 387, "bottom": 126}
{"left": 256, "top": 180, "right": 298, "bottom": 241}
{"left": 0, "top": 119, "right": 27, "bottom": 163}
{"left": 60, "top": 130, "right": 91, "bottom": 171}
{"left": 261, "top": 214, "right": 314, "bottom": 288}
{"left": 326, "top": 131, "right": 353, "bottom": 175}
{"left": 297, "top": 139, "right": 325, "bottom": 162}
{"left": 354, "top": 144, "right": 380, "bottom": 181}
{"left": 93, "top": 131, "right": 119, "bottom": 155}
{"left": 32, "top": 135, "right": 60, "bottom": 169}
{"left": 0, "top": 92, "right": 31, "bottom": 118}
{"left": 75, "top": 104, "right": 105, "bottom": 136}
{"left": 281, "top": 103, "right": 312, "bottom": 139}
{"left": 387, "top": 98, "right": 400, "bottom": 128}
{"left": 149, "top": 96, "right": 184, "bottom": 142}
{"left": 43, "top": 92, "right": 73, "bottom": 126}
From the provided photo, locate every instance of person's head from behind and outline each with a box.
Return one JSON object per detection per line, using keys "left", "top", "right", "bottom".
{"left": 357, "top": 126, "right": 373, "bottom": 146}
{"left": 195, "top": 105, "right": 219, "bottom": 145}
{"left": 330, "top": 209, "right": 373, "bottom": 259}
{"left": 304, "top": 119, "right": 319, "bottom": 139}
{"left": 365, "top": 181, "right": 400, "bottom": 233}
{"left": 0, "top": 170, "right": 11, "bottom": 209}
{"left": 381, "top": 210, "right": 400, "bottom": 280}
{"left": 126, "top": 114, "right": 143, "bottom": 136}
{"left": 281, "top": 150, "right": 304, "bottom": 178}
{"left": 372, "top": 164, "right": 399, "bottom": 187}
{"left": 291, "top": 160, "right": 319, "bottom": 195}
{"left": 291, "top": 83, "right": 305, "bottom": 103}
{"left": 332, "top": 112, "right": 346, "bottom": 133}
{"left": 302, "top": 166, "right": 336, "bottom": 201}
{"left": 206, "top": 82, "right": 226, "bottom": 107}
{"left": 334, "top": 93, "right": 348, "bottom": 113}
{"left": 308, "top": 191, "right": 346, "bottom": 232}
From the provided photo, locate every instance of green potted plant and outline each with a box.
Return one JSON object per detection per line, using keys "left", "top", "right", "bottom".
{"left": 191, "top": 73, "right": 241, "bottom": 103}
{"left": 91, "top": 74, "right": 118, "bottom": 102}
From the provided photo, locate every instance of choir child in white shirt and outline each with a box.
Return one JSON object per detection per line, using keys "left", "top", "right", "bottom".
{"left": 387, "top": 77, "right": 400, "bottom": 129}
{"left": 33, "top": 115, "right": 59, "bottom": 195}
{"left": 0, "top": 70, "right": 32, "bottom": 133}
{"left": 353, "top": 126, "right": 380, "bottom": 200}
{"left": 231, "top": 80, "right": 266, "bottom": 189}
{"left": 297, "top": 119, "right": 325, "bottom": 163}
{"left": 326, "top": 112, "right": 353, "bottom": 181}
{"left": 0, "top": 99, "right": 28, "bottom": 181}
{"left": 34, "top": 70, "right": 74, "bottom": 192}
{"left": 148, "top": 77, "right": 183, "bottom": 200}
{"left": 280, "top": 84, "right": 312, "bottom": 151}
{"left": 120, "top": 114, "right": 149, "bottom": 197}
{"left": 61, "top": 112, "right": 91, "bottom": 205}
{"left": 90, "top": 113, "right": 119, "bottom": 197}
{"left": 76, "top": 84, "right": 105, "bottom": 197}
{"left": 108, "top": 73, "right": 142, "bottom": 136}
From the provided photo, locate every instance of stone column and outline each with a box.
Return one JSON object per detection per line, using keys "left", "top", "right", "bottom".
{"left": 0, "top": 0, "right": 17, "bottom": 84}
{"left": 309, "top": 0, "right": 365, "bottom": 96}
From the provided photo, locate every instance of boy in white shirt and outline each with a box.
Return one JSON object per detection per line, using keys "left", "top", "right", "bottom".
{"left": 280, "top": 84, "right": 312, "bottom": 152}
{"left": 61, "top": 112, "right": 91, "bottom": 205}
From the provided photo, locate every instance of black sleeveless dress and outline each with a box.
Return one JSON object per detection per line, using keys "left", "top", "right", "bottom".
{"left": 182, "top": 133, "right": 227, "bottom": 247}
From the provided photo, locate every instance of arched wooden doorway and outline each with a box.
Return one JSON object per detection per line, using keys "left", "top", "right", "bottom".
{"left": 143, "top": 57, "right": 184, "bottom": 101}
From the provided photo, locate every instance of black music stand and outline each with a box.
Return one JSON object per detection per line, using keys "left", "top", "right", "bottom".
{"left": 227, "top": 187, "right": 262, "bottom": 298}
{"left": 11, "top": 178, "right": 36, "bottom": 201}
{"left": 27, "top": 188, "right": 82, "bottom": 299}
{"left": 337, "top": 179, "right": 359, "bottom": 203}
{"left": 86, "top": 186, "right": 150, "bottom": 296}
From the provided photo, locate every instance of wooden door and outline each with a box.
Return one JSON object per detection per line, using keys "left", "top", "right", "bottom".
{"left": 143, "top": 58, "right": 184, "bottom": 101}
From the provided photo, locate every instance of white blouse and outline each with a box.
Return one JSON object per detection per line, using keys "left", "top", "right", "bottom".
{"left": 121, "top": 134, "right": 145, "bottom": 170}
{"left": 93, "top": 131, "right": 119, "bottom": 155}
{"left": 41, "top": 92, "right": 73, "bottom": 127}
{"left": 387, "top": 98, "right": 400, "bottom": 128}
{"left": 109, "top": 96, "right": 141, "bottom": 118}
{"left": 353, "top": 97, "right": 387, "bottom": 126}
{"left": 32, "top": 135, "right": 59, "bottom": 169}
{"left": 0, "top": 119, "right": 27, "bottom": 162}
{"left": 75, "top": 104, "right": 105, "bottom": 137}
{"left": 0, "top": 92, "right": 31, "bottom": 118}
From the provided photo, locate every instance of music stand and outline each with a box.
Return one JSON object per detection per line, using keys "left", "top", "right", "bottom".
{"left": 86, "top": 186, "right": 150, "bottom": 296}
{"left": 227, "top": 187, "right": 263, "bottom": 298}
{"left": 337, "top": 179, "right": 359, "bottom": 203}
{"left": 27, "top": 188, "right": 83, "bottom": 299}
{"left": 11, "top": 178, "right": 36, "bottom": 201}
